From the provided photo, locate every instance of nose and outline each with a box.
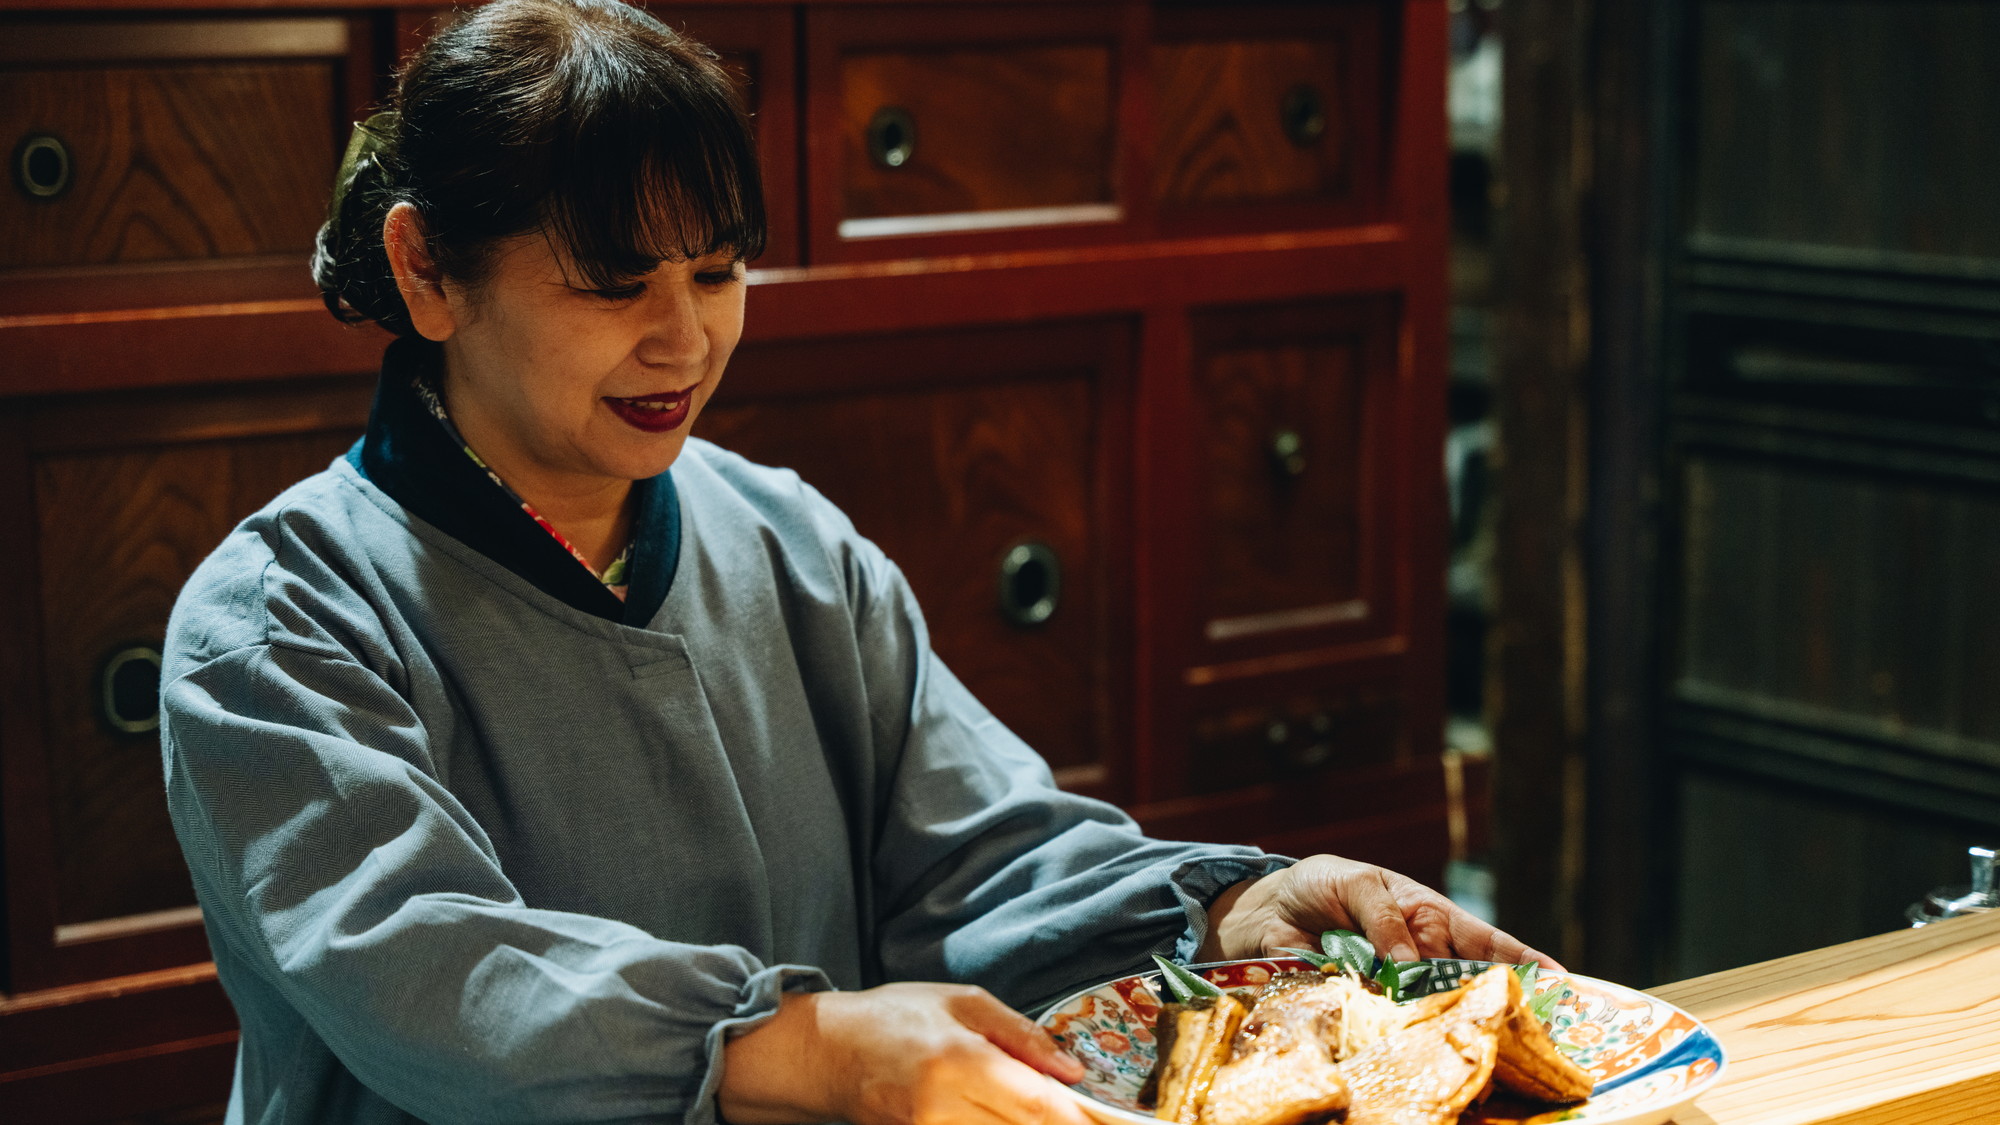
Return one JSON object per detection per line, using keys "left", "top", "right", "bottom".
{"left": 633, "top": 281, "right": 708, "bottom": 371}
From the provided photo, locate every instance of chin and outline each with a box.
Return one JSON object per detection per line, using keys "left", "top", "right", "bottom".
{"left": 606, "top": 433, "right": 691, "bottom": 481}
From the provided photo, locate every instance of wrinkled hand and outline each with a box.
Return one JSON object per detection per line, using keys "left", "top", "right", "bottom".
{"left": 719, "top": 982, "right": 1093, "bottom": 1125}
{"left": 1199, "top": 854, "right": 1561, "bottom": 970}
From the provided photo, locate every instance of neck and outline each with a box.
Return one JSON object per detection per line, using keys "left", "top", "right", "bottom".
{"left": 435, "top": 368, "right": 636, "bottom": 575}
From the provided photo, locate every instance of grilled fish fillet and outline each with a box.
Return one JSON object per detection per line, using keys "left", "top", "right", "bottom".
{"left": 1199, "top": 974, "right": 1352, "bottom": 1125}
{"left": 1154, "top": 993, "right": 1248, "bottom": 1123}
{"left": 1493, "top": 982, "right": 1594, "bottom": 1102}
{"left": 1341, "top": 966, "right": 1517, "bottom": 1125}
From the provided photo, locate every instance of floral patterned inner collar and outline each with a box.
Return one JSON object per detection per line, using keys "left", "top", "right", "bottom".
{"left": 410, "top": 378, "right": 632, "bottom": 599}
{"left": 347, "top": 336, "right": 679, "bottom": 628}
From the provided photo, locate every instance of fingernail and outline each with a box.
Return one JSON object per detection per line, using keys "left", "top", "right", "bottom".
{"left": 1391, "top": 945, "right": 1417, "bottom": 963}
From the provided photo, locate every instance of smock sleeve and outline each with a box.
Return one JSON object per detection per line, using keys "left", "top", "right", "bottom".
{"left": 163, "top": 638, "right": 828, "bottom": 1125}
{"left": 820, "top": 507, "right": 1295, "bottom": 1012}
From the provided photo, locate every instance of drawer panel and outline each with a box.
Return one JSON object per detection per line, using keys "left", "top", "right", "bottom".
{"left": 1190, "top": 296, "right": 1402, "bottom": 656}
{"left": 699, "top": 321, "right": 1132, "bottom": 786}
{"left": 38, "top": 432, "right": 357, "bottom": 930}
{"left": 806, "top": 4, "right": 1132, "bottom": 261}
{"left": 840, "top": 44, "right": 1114, "bottom": 222}
{"left": 1190, "top": 683, "right": 1402, "bottom": 789}
{"left": 2, "top": 62, "right": 338, "bottom": 268}
{"left": 1152, "top": 2, "right": 1389, "bottom": 233}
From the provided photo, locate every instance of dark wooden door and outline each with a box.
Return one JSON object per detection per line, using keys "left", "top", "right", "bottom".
{"left": 1595, "top": 0, "right": 2000, "bottom": 982}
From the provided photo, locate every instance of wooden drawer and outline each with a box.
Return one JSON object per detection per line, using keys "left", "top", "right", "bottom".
{"left": 1133, "top": 758, "right": 1453, "bottom": 888}
{"left": 697, "top": 320, "right": 1134, "bottom": 796}
{"left": 1152, "top": 1, "right": 1389, "bottom": 236}
{"left": 3, "top": 377, "right": 371, "bottom": 990}
{"left": 806, "top": 5, "right": 1135, "bottom": 262}
{"left": 1188, "top": 295, "right": 1404, "bottom": 665}
{"left": 0, "top": 17, "right": 361, "bottom": 271}
{"left": 1189, "top": 681, "right": 1403, "bottom": 789}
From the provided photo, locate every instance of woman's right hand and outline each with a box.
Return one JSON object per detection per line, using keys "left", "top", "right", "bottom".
{"left": 718, "top": 982, "right": 1096, "bottom": 1125}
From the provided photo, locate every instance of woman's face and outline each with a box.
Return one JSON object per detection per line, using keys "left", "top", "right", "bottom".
{"left": 394, "top": 205, "right": 746, "bottom": 499}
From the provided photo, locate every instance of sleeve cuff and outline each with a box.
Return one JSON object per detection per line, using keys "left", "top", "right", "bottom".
{"left": 1164, "top": 853, "right": 1298, "bottom": 963}
{"left": 690, "top": 964, "right": 835, "bottom": 1125}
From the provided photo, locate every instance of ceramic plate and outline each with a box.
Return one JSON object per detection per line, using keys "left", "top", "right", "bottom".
{"left": 1037, "top": 957, "right": 1725, "bottom": 1125}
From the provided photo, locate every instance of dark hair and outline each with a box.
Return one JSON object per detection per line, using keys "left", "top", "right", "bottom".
{"left": 312, "top": 0, "right": 765, "bottom": 337}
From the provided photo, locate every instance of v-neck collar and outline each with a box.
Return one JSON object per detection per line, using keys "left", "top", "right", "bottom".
{"left": 347, "top": 336, "right": 679, "bottom": 628}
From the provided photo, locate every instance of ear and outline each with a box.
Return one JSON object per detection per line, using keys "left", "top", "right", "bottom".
{"left": 382, "top": 201, "right": 457, "bottom": 342}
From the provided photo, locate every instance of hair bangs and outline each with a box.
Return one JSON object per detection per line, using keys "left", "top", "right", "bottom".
{"left": 539, "top": 29, "right": 765, "bottom": 289}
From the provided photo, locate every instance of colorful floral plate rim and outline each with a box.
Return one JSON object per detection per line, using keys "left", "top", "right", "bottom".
{"left": 1036, "top": 957, "right": 1727, "bottom": 1125}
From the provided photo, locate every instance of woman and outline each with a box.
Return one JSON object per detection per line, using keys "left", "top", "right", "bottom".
{"left": 161, "top": 1, "right": 1550, "bottom": 1122}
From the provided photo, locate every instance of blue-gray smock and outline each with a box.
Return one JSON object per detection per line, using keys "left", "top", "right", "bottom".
{"left": 161, "top": 341, "right": 1288, "bottom": 1124}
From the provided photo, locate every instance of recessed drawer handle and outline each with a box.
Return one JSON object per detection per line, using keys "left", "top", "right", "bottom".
{"left": 14, "top": 133, "right": 72, "bottom": 199}
{"left": 867, "top": 106, "right": 917, "bottom": 169}
{"left": 1269, "top": 428, "right": 1307, "bottom": 479}
{"left": 998, "top": 541, "right": 1062, "bottom": 628}
{"left": 1281, "top": 84, "right": 1327, "bottom": 147}
{"left": 99, "top": 644, "right": 163, "bottom": 736}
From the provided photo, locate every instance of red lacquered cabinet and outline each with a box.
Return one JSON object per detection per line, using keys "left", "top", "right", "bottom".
{"left": 0, "top": 1, "right": 1456, "bottom": 1119}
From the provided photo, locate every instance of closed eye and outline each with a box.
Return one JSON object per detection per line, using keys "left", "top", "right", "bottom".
{"left": 586, "top": 282, "right": 647, "bottom": 302}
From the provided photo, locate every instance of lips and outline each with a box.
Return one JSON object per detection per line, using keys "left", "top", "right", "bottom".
{"left": 604, "top": 390, "right": 693, "bottom": 433}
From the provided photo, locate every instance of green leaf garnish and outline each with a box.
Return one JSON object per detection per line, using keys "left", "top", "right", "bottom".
{"left": 1526, "top": 976, "right": 1571, "bottom": 1027}
{"left": 1321, "top": 929, "right": 1377, "bottom": 976}
{"left": 1151, "top": 954, "right": 1224, "bottom": 1003}
{"left": 1368, "top": 957, "right": 1433, "bottom": 1002}
{"left": 1390, "top": 961, "right": 1433, "bottom": 999}
{"left": 1275, "top": 946, "right": 1335, "bottom": 969}
{"left": 1513, "top": 963, "right": 1540, "bottom": 991}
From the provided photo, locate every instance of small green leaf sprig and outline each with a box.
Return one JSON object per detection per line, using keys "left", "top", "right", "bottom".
{"left": 1271, "top": 930, "right": 1434, "bottom": 1001}
{"left": 1151, "top": 954, "right": 1225, "bottom": 1002}
{"left": 1154, "top": 931, "right": 1569, "bottom": 1011}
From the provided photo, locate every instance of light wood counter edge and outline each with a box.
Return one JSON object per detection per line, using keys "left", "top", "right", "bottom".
{"left": 1646, "top": 909, "right": 2000, "bottom": 1125}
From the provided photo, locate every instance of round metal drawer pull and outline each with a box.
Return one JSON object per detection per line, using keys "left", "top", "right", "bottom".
{"left": 1269, "top": 428, "right": 1307, "bottom": 479}
{"left": 997, "top": 541, "right": 1062, "bottom": 628}
{"left": 99, "top": 645, "right": 164, "bottom": 736}
{"left": 867, "top": 106, "right": 917, "bottom": 169}
{"left": 15, "top": 134, "right": 72, "bottom": 199}
{"left": 1280, "top": 84, "right": 1328, "bottom": 147}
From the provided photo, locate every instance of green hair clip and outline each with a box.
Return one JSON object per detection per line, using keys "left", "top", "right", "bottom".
{"left": 330, "top": 111, "right": 400, "bottom": 217}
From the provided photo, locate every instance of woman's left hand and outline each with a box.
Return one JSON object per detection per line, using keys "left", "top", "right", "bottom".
{"left": 1198, "top": 854, "right": 1562, "bottom": 970}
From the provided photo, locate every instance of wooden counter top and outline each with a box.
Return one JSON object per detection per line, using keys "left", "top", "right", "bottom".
{"left": 1648, "top": 907, "right": 2000, "bottom": 1125}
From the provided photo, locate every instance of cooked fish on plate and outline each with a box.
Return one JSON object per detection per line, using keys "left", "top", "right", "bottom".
{"left": 1037, "top": 953, "right": 1723, "bottom": 1125}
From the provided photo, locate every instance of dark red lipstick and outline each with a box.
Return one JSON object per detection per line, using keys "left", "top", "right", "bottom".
{"left": 604, "top": 390, "right": 693, "bottom": 433}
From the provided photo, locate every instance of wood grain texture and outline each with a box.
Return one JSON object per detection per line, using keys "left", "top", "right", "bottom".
{"left": 1131, "top": 757, "right": 1453, "bottom": 890}
{"left": 1190, "top": 297, "right": 1400, "bottom": 657}
{"left": 1691, "top": 1, "right": 2000, "bottom": 270}
{"left": 696, "top": 376, "right": 1107, "bottom": 776}
{"left": 1650, "top": 909, "right": 2000, "bottom": 1125}
{"left": 1, "top": 63, "right": 337, "bottom": 267}
{"left": 1490, "top": 0, "right": 1592, "bottom": 966}
{"left": 1152, "top": 39, "right": 1351, "bottom": 205}
{"left": 840, "top": 44, "right": 1113, "bottom": 219}
{"left": 1197, "top": 339, "right": 1366, "bottom": 624}
{"left": 1677, "top": 454, "right": 2000, "bottom": 768}
{"left": 37, "top": 431, "right": 356, "bottom": 927}
{"left": 1188, "top": 682, "right": 1401, "bottom": 788}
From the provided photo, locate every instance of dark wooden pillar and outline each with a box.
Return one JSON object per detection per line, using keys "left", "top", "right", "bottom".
{"left": 1489, "top": 0, "right": 1594, "bottom": 965}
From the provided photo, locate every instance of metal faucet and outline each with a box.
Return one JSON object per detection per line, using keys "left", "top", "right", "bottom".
{"left": 1907, "top": 845, "right": 1998, "bottom": 927}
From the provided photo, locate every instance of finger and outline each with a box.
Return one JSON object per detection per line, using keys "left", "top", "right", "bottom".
{"left": 950, "top": 988, "right": 1087, "bottom": 1085}
{"left": 958, "top": 1050, "right": 1097, "bottom": 1125}
{"left": 1338, "top": 867, "right": 1421, "bottom": 964}
{"left": 1387, "top": 879, "right": 1462, "bottom": 959}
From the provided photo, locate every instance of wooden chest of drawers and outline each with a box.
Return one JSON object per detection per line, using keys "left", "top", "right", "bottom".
{"left": 0, "top": 2, "right": 1453, "bottom": 1118}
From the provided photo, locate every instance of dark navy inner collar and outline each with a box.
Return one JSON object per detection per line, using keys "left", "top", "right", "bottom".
{"left": 348, "top": 336, "right": 679, "bottom": 628}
